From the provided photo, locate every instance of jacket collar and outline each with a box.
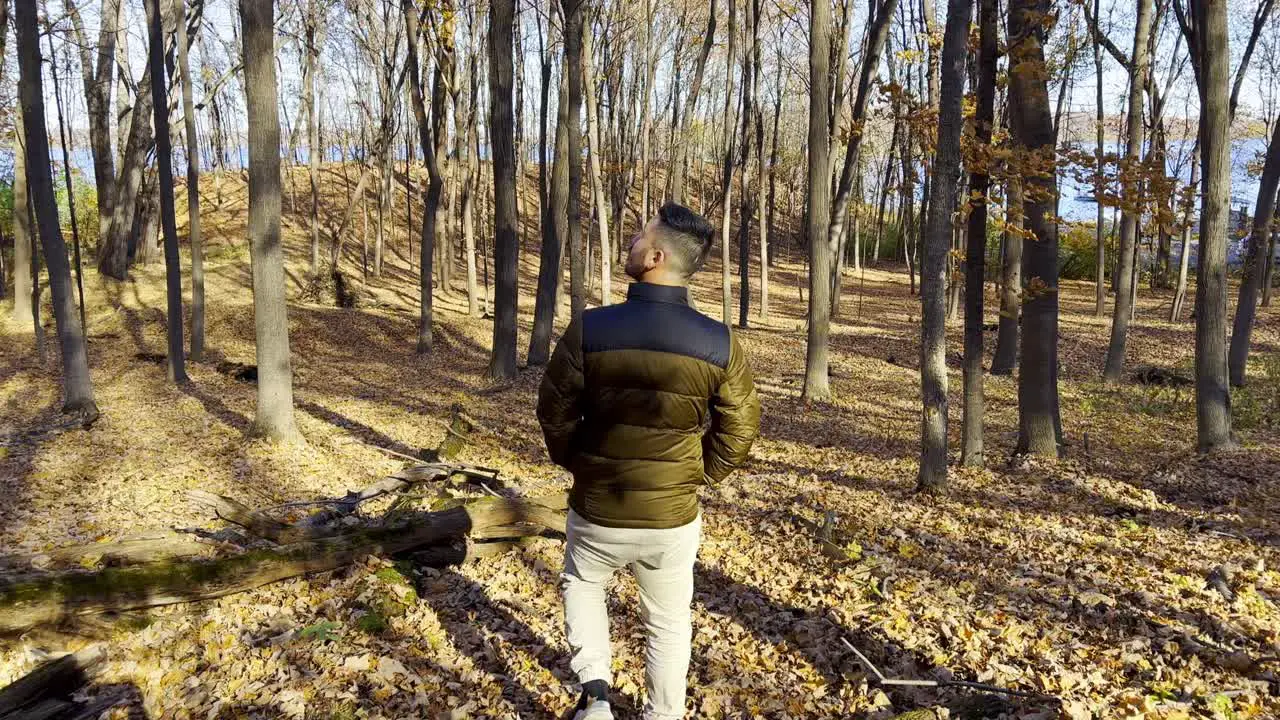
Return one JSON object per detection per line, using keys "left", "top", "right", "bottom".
{"left": 626, "top": 282, "right": 689, "bottom": 305}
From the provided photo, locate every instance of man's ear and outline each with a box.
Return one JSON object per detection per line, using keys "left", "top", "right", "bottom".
{"left": 649, "top": 246, "right": 665, "bottom": 270}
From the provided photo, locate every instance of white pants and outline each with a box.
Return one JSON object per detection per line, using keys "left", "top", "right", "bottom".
{"left": 562, "top": 509, "right": 702, "bottom": 720}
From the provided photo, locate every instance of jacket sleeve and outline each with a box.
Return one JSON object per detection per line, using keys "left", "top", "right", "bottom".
{"left": 702, "top": 329, "right": 761, "bottom": 484}
{"left": 536, "top": 319, "right": 585, "bottom": 468}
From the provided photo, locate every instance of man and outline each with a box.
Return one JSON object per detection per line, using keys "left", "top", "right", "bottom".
{"left": 537, "top": 202, "right": 761, "bottom": 720}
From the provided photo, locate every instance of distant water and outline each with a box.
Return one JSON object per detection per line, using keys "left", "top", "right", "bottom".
{"left": 1057, "top": 137, "right": 1266, "bottom": 223}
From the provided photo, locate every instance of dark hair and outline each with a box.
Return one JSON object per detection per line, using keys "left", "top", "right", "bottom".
{"left": 656, "top": 202, "right": 715, "bottom": 276}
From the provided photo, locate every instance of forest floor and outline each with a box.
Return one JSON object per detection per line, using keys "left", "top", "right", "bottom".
{"left": 2, "top": 167, "right": 1280, "bottom": 719}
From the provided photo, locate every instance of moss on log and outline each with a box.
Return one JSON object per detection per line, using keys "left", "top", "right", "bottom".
{"left": 0, "top": 494, "right": 566, "bottom": 634}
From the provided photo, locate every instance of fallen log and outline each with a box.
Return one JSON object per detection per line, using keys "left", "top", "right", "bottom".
{"left": 0, "top": 645, "right": 104, "bottom": 719}
{"left": 0, "top": 494, "right": 567, "bottom": 634}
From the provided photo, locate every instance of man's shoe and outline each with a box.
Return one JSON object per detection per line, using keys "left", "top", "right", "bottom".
{"left": 572, "top": 700, "right": 614, "bottom": 720}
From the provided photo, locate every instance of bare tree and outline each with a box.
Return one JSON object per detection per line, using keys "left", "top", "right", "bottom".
{"left": 802, "top": 0, "right": 833, "bottom": 402}
{"left": 11, "top": 98, "right": 34, "bottom": 328}
{"left": 143, "top": 0, "right": 188, "bottom": 383}
{"left": 1170, "top": 143, "right": 1200, "bottom": 321}
{"left": 1008, "top": 0, "right": 1061, "bottom": 456}
{"left": 961, "top": 0, "right": 996, "bottom": 468}
{"left": 529, "top": 20, "right": 567, "bottom": 366}
{"left": 489, "top": 0, "right": 519, "bottom": 379}
{"left": 581, "top": 18, "right": 611, "bottom": 306}
{"left": 64, "top": 0, "right": 121, "bottom": 244}
{"left": 14, "top": 0, "right": 99, "bottom": 420}
{"left": 565, "top": 0, "right": 586, "bottom": 320}
{"left": 1179, "top": 0, "right": 1234, "bottom": 451}
{"left": 404, "top": 0, "right": 446, "bottom": 353}
{"left": 242, "top": 0, "right": 300, "bottom": 441}
{"left": 1228, "top": 114, "right": 1280, "bottom": 386}
{"left": 917, "top": 0, "right": 972, "bottom": 491}
{"left": 175, "top": 0, "right": 206, "bottom": 361}
{"left": 304, "top": 0, "right": 324, "bottom": 278}
{"left": 1100, "top": 0, "right": 1152, "bottom": 383}
{"left": 719, "top": 0, "right": 738, "bottom": 325}
{"left": 98, "top": 57, "right": 156, "bottom": 280}
{"left": 668, "top": 0, "right": 718, "bottom": 203}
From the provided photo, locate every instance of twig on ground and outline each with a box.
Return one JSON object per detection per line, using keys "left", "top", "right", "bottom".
{"left": 840, "top": 637, "right": 1060, "bottom": 703}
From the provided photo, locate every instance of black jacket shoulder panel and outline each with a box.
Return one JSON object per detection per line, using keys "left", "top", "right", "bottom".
{"left": 581, "top": 300, "right": 731, "bottom": 369}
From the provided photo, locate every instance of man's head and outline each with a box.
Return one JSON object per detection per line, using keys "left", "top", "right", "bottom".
{"left": 624, "top": 202, "right": 715, "bottom": 285}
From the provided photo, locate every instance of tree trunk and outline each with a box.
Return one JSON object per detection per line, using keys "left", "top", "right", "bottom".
{"left": 242, "top": 0, "right": 300, "bottom": 442}
{"left": 305, "top": 1, "right": 321, "bottom": 278}
{"left": 145, "top": 0, "right": 188, "bottom": 384}
{"left": 1192, "top": 0, "right": 1235, "bottom": 451}
{"left": 1263, "top": 228, "right": 1276, "bottom": 307}
{"left": 668, "top": 0, "right": 718, "bottom": 203}
{"left": 12, "top": 111, "right": 33, "bottom": 327}
{"left": 66, "top": 0, "right": 120, "bottom": 247}
{"left": 581, "top": 23, "right": 611, "bottom": 307}
{"left": 99, "top": 61, "right": 156, "bottom": 281}
{"left": 1172, "top": 142, "right": 1198, "bottom": 319}
{"left": 15, "top": 0, "right": 99, "bottom": 419}
{"left": 720, "top": 0, "right": 739, "bottom": 325}
{"left": 565, "top": 0, "right": 587, "bottom": 320}
{"left": 488, "top": 0, "right": 519, "bottom": 380}
{"left": 1102, "top": 0, "right": 1153, "bottom": 383}
{"left": 739, "top": 0, "right": 761, "bottom": 328}
{"left": 639, "top": 0, "right": 655, "bottom": 223}
{"left": 174, "top": 0, "right": 205, "bottom": 361}
{"left": 961, "top": 0, "right": 995, "bottom": 468}
{"left": 1093, "top": 0, "right": 1106, "bottom": 318}
{"left": 1228, "top": 114, "right": 1280, "bottom": 385}
{"left": 827, "top": 0, "right": 901, "bottom": 257}
{"left": 465, "top": 46, "right": 481, "bottom": 318}
{"left": 802, "top": 0, "right": 833, "bottom": 402}
{"left": 917, "top": 0, "right": 971, "bottom": 492}
{"left": 404, "top": 0, "right": 445, "bottom": 353}
{"left": 529, "top": 60, "right": 568, "bottom": 365}
{"left": 1008, "top": 0, "right": 1062, "bottom": 457}
{"left": 991, "top": 178, "right": 1022, "bottom": 375}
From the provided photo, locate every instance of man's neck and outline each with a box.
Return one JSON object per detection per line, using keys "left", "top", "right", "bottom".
{"left": 637, "top": 271, "right": 687, "bottom": 288}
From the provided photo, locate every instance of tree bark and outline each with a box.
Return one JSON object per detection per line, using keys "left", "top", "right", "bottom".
{"left": 65, "top": 0, "right": 120, "bottom": 246}
{"left": 802, "top": 0, "right": 833, "bottom": 402}
{"left": 175, "top": 0, "right": 205, "bottom": 361}
{"left": 720, "top": 0, "right": 739, "bottom": 325}
{"left": 827, "top": 0, "right": 901, "bottom": 258}
{"left": 12, "top": 105, "right": 33, "bottom": 327}
{"left": 15, "top": 0, "right": 99, "bottom": 419}
{"left": 1170, "top": 143, "right": 1200, "bottom": 321}
{"left": 1008, "top": 0, "right": 1062, "bottom": 456}
{"left": 565, "top": 0, "right": 587, "bottom": 320}
{"left": 144, "top": 0, "right": 188, "bottom": 383}
{"left": 1190, "top": 0, "right": 1235, "bottom": 451}
{"left": 465, "top": 36, "right": 481, "bottom": 318}
{"left": 304, "top": 0, "right": 322, "bottom": 278}
{"left": 99, "top": 60, "right": 156, "bottom": 281}
{"left": 1263, "top": 228, "right": 1276, "bottom": 307}
{"left": 242, "top": 0, "right": 300, "bottom": 442}
{"left": 991, "top": 178, "right": 1022, "bottom": 375}
{"left": 404, "top": 0, "right": 446, "bottom": 353}
{"left": 668, "top": 0, "right": 718, "bottom": 203}
{"left": 581, "top": 23, "right": 611, "bottom": 307}
{"left": 488, "top": 0, "right": 519, "bottom": 380}
{"left": 1093, "top": 0, "right": 1106, "bottom": 318}
{"left": 529, "top": 62, "right": 568, "bottom": 365}
{"left": 917, "top": 0, "right": 972, "bottom": 491}
{"left": 739, "top": 0, "right": 761, "bottom": 328}
{"left": 1102, "top": 0, "right": 1153, "bottom": 383}
{"left": 1228, "top": 115, "right": 1280, "bottom": 386}
{"left": 961, "top": 0, "right": 995, "bottom": 468}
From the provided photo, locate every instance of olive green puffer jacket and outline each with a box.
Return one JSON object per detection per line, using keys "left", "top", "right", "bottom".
{"left": 536, "top": 282, "right": 761, "bottom": 529}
